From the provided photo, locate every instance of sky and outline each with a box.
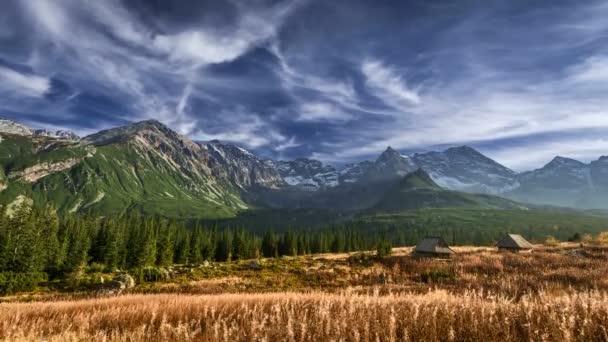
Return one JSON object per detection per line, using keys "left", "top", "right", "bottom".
{"left": 1, "top": 0, "right": 608, "bottom": 171}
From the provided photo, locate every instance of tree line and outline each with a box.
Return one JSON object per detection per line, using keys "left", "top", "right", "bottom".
{"left": 0, "top": 204, "right": 376, "bottom": 278}
{"left": 1, "top": 203, "right": 602, "bottom": 279}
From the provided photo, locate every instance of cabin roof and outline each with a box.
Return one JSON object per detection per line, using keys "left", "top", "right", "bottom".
{"left": 497, "top": 234, "right": 534, "bottom": 249}
{"left": 415, "top": 237, "right": 455, "bottom": 255}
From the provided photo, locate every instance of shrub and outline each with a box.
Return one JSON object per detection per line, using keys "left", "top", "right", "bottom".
{"left": 131, "top": 267, "right": 171, "bottom": 283}
{"left": 376, "top": 240, "right": 393, "bottom": 258}
{"left": 347, "top": 252, "right": 375, "bottom": 267}
{"left": 419, "top": 270, "right": 455, "bottom": 283}
{"left": 86, "top": 263, "right": 106, "bottom": 274}
{"left": 544, "top": 235, "right": 560, "bottom": 246}
{"left": 0, "top": 272, "right": 48, "bottom": 295}
{"left": 595, "top": 232, "right": 608, "bottom": 246}
{"left": 568, "top": 233, "right": 581, "bottom": 242}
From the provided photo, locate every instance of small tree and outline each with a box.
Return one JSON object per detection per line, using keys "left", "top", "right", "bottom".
{"left": 376, "top": 240, "right": 392, "bottom": 258}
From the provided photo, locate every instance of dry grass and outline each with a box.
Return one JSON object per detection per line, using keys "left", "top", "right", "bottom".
{"left": 4, "top": 245, "right": 608, "bottom": 341}
{"left": 2, "top": 291, "right": 608, "bottom": 341}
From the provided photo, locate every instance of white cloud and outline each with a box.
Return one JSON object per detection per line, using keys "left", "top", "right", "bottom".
{"left": 361, "top": 59, "right": 421, "bottom": 107}
{"left": 569, "top": 56, "right": 608, "bottom": 83}
{"left": 297, "top": 102, "right": 352, "bottom": 122}
{"left": 192, "top": 108, "right": 286, "bottom": 149}
{"left": 275, "top": 136, "right": 301, "bottom": 151}
{"left": 487, "top": 138, "right": 608, "bottom": 172}
{"left": 153, "top": 31, "right": 252, "bottom": 65}
{"left": 0, "top": 66, "right": 50, "bottom": 98}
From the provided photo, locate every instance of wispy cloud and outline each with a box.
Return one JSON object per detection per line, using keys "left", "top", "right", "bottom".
{"left": 0, "top": 66, "right": 50, "bottom": 98}
{"left": 361, "top": 59, "right": 421, "bottom": 108}
{"left": 4, "top": 0, "right": 608, "bottom": 170}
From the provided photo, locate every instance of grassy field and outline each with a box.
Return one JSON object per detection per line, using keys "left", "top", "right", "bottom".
{"left": 3, "top": 244, "right": 608, "bottom": 341}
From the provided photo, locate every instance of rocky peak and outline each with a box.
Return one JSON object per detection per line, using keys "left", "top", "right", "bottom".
{"left": 33, "top": 129, "right": 80, "bottom": 141}
{"left": 376, "top": 146, "right": 403, "bottom": 163}
{"left": 204, "top": 140, "right": 283, "bottom": 189}
{"left": 367, "top": 146, "right": 416, "bottom": 180}
{"left": 544, "top": 156, "right": 586, "bottom": 169}
{"left": 0, "top": 119, "right": 33, "bottom": 136}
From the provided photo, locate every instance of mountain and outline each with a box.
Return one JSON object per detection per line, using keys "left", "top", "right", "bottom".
{"left": 270, "top": 158, "right": 340, "bottom": 191}
{"left": 0, "top": 119, "right": 33, "bottom": 136}
{"left": 0, "top": 119, "right": 79, "bottom": 140}
{"left": 366, "top": 147, "right": 417, "bottom": 181}
{"left": 204, "top": 140, "right": 284, "bottom": 190}
{"left": 3, "top": 117, "right": 608, "bottom": 216}
{"left": 1, "top": 120, "right": 247, "bottom": 218}
{"left": 508, "top": 156, "right": 608, "bottom": 209}
{"left": 371, "top": 169, "right": 522, "bottom": 213}
{"left": 33, "top": 129, "right": 80, "bottom": 141}
{"left": 412, "top": 146, "right": 518, "bottom": 194}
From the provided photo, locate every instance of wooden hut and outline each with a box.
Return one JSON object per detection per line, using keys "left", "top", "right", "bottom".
{"left": 414, "top": 237, "right": 455, "bottom": 257}
{"left": 497, "top": 234, "right": 534, "bottom": 252}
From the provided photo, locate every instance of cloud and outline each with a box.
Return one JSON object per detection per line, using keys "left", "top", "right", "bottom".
{"left": 487, "top": 137, "right": 608, "bottom": 172}
{"left": 275, "top": 136, "right": 301, "bottom": 151}
{"left": 297, "top": 102, "right": 352, "bottom": 122}
{"left": 361, "top": 59, "right": 421, "bottom": 108}
{"left": 569, "top": 56, "right": 608, "bottom": 83}
{"left": 0, "top": 66, "right": 50, "bottom": 98}
{"left": 192, "top": 107, "right": 286, "bottom": 149}
{"left": 6, "top": 0, "right": 608, "bottom": 170}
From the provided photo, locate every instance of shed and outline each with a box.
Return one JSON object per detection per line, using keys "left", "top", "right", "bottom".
{"left": 414, "top": 237, "right": 455, "bottom": 257}
{"left": 497, "top": 234, "right": 534, "bottom": 252}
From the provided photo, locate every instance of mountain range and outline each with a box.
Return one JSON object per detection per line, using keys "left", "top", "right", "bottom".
{"left": 1, "top": 118, "right": 607, "bottom": 219}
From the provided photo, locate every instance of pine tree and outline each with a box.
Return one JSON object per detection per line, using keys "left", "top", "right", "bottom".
{"left": 156, "top": 221, "right": 175, "bottom": 266}
{"left": 261, "top": 231, "right": 278, "bottom": 258}
{"left": 189, "top": 226, "right": 203, "bottom": 264}
{"left": 232, "top": 229, "right": 247, "bottom": 260}
{"left": 215, "top": 231, "right": 232, "bottom": 262}
{"left": 174, "top": 229, "right": 190, "bottom": 265}
{"left": 63, "top": 218, "right": 91, "bottom": 273}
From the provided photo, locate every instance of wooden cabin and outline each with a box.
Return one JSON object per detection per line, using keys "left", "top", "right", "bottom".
{"left": 414, "top": 237, "right": 455, "bottom": 258}
{"left": 497, "top": 234, "right": 534, "bottom": 252}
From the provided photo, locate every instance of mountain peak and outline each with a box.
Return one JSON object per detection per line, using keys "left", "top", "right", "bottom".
{"left": 545, "top": 156, "right": 585, "bottom": 168}
{"left": 130, "top": 119, "right": 170, "bottom": 132}
{"left": 83, "top": 119, "right": 182, "bottom": 145}
{"left": 445, "top": 145, "right": 480, "bottom": 155}
{"left": 0, "top": 119, "right": 33, "bottom": 136}
{"left": 377, "top": 146, "right": 404, "bottom": 162}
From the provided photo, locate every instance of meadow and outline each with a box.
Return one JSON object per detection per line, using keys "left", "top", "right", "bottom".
{"left": 2, "top": 244, "right": 608, "bottom": 341}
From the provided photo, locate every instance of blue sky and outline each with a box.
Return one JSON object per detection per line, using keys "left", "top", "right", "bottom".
{"left": 1, "top": 0, "right": 608, "bottom": 171}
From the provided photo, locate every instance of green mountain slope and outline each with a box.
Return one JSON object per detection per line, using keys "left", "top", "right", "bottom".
{"left": 371, "top": 169, "right": 523, "bottom": 212}
{"left": 0, "top": 121, "right": 246, "bottom": 219}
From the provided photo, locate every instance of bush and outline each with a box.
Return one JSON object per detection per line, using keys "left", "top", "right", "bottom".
{"left": 568, "top": 233, "right": 582, "bottom": 242}
{"left": 347, "top": 253, "right": 375, "bottom": 267}
{"left": 544, "top": 235, "right": 560, "bottom": 246}
{"left": 131, "top": 267, "right": 171, "bottom": 283}
{"left": 0, "top": 272, "right": 48, "bottom": 295}
{"left": 420, "top": 270, "right": 455, "bottom": 283}
{"left": 86, "top": 263, "right": 106, "bottom": 274}
{"left": 595, "top": 232, "right": 608, "bottom": 246}
{"left": 376, "top": 240, "right": 393, "bottom": 258}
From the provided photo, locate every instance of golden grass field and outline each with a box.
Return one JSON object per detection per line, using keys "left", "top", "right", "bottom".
{"left": 2, "top": 244, "right": 608, "bottom": 341}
